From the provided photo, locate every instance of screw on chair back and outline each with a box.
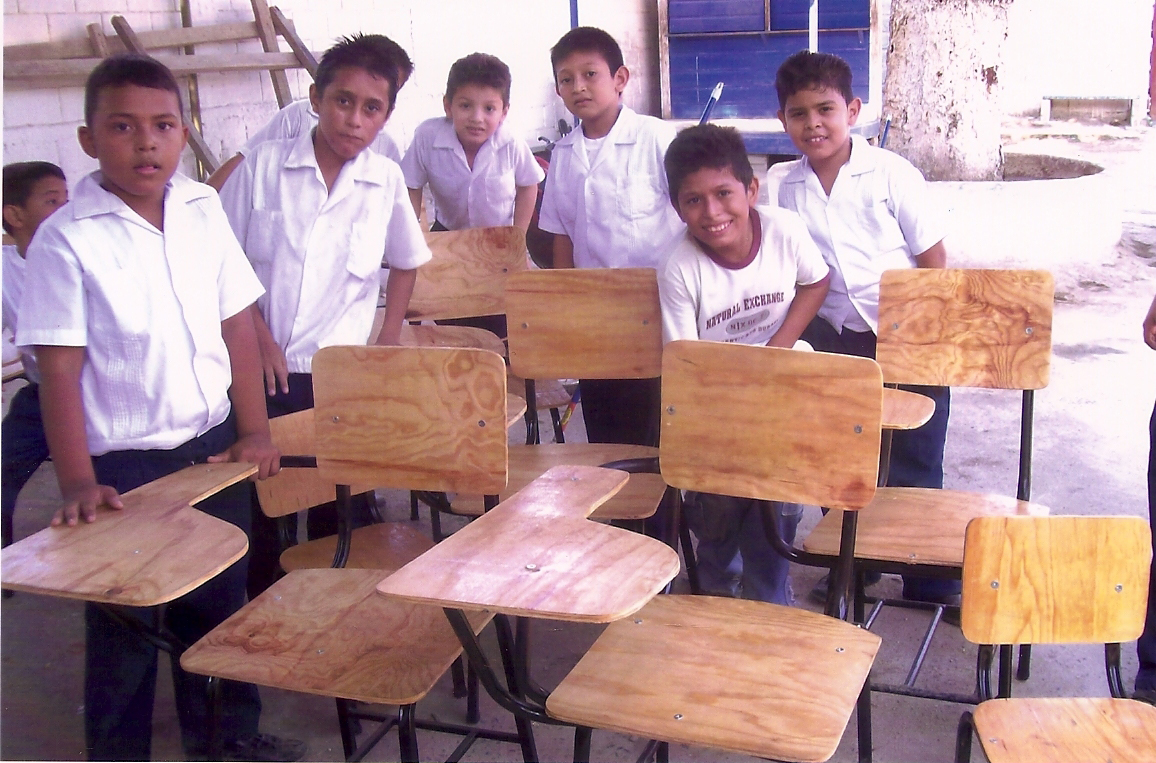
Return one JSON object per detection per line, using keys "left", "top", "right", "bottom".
{"left": 660, "top": 339, "right": 882, "bottom": 510}
{"left": 406, "top": 226, "right": 528, "bottom": 322}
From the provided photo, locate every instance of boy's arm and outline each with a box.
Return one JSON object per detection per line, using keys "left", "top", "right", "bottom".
{"left": 249, "top": 303, "right": 289, "bottom": 396}
{"left": 208, "top": 307, "right": 280, "bottom": 479}
{"left": 766, "top": 274, "right": 831, "bottom": 348}
{"left": 512, "top": 184, "right": 539, "bottom": 233}
{"left": 553, "top": 233, "right": 575, "bottom": 269}
{"left": 206, "top": 153, "right": 244, "bottom": 192}
{"left": 374, "top": 267, "right": 418, "bottom": 345}
{"left": 37, "top": 345, "right": 124, "bottom": 526}
{"left": 915, "top": 240, "right": 947, "bottom": 269}
{"left": 406, "top": 188, "right": 424, "bottom": 223}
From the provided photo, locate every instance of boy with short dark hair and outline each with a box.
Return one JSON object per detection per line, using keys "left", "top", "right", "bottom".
{"left": 659, "top": 124, "right": 830, "bottom": 602}
{"left": 402, "top": 52, "right": 543, "bottom": 232}
{"left": 773, "top": 49, "right": 957, "bottom": 605}
{"left": 2, "top": 161, "right": 68, "bottom": 552}
{"left": 219, "top": 34, "right": 432, "bottom": 592}
{"left": 540, "top": 25, "right": 685, "bottom": 447}
{"left": 17, "top": 53, "right": 297, "bottom": 761}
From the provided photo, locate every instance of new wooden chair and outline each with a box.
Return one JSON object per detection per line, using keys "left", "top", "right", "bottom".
{"left": 802, "top": 268, "right": 1055, "bottom": 703}
{"left": 438, "top": 268, "right": 669, "bottom": 535}
{"left": 954, "top": 515, "right": 1156, "bottom": 763}
{"left": 382, "top": 340, "right": 885, "bottom": 763}
{"left": 182, "top": 346, "right": 532, "bottom": 762}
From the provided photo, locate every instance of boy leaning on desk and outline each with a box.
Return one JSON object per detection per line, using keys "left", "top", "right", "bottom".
{"left": 15, "top": 54, "right": 302, "bottom": 761}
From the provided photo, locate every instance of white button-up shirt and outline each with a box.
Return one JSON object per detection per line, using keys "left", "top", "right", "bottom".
{"left": 242, "top": 99, "right": 402, "bottom": 164}
{"left": 17, "top": 172, "right": 264, "bottom": 455}
{"left": 3, "top": 245, "right": 39, "bottom": 382}
{"left": 539, "top": 106, "right": 685, "bottom": 269}
{"left": 401, "top": 117, "right": 544, "bottom": 230}
{"left": 220, "top": 130, "right": 432, "bottom": 373}
{"left": 776, "top": 135, "right": 946, "bottom": 332}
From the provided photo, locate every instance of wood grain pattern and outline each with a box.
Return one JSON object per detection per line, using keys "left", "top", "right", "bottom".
{"left": 875, "top": 269, "right": 1054, "bottom": 390}
{"left": 505, "top": 269, "right": 663, "bottom": 380}
{"left": 279, "top": 523, "right": 433, "bottom": 573}
{"left": 803, "top": 488, "right": 1049, "bottom": 566}
{"left": 398, "top": 323, "right": 507, "bottom": 356}
{"left": 312, "top": 346, "right": 508, "bottom": 494}
{"left": 960, "top": 516, "right": 1150, "bottom": 646}
{"left": 1, "top": 463, "right": 254, "bottom": 605}
{"left": 406, "top": 226, "right": 527, "bottom": 321}
{"left": 450, "top": 443, "right": 665, "bottom": 521}
{"left": 661, "top": 341, "right": 882, "bottom": 509}
{"left": 881, "top": 387, "right": 935, "bottom": 430}
{"left": 377, "top": 465, "right": 680, "bottom": 622}
{"left": 973, "top": 697, "right": 1156, "bottom": 763}
{"left": 507, "top": 374, "right": 574, "bottom": 410}
{"left": 546, "top": 594, "right": 881, "bottom": 763}
{"left": 181, "top": 568, "right": 491, "bottom": 705}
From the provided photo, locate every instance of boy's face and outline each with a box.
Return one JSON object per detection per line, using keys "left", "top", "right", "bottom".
{"left": 443, "top": 84, "right": 508, "bottom": 155}
{"left": 3, "top": 176, "right": 69, "bottom": 240}
{"left": 77, "top": 84, "right": 187, "bottom": 213}
{"left": 554, "top": 51, "right": 627, "bottom": 131}
{"left": 310, "top": 66, "right": 393, "bottom": 163}
{"left": 777, "top": 86, "right": 861, "bottom": 166}
{"left": 674, "top": 165, "right": 759, "bottom": 262}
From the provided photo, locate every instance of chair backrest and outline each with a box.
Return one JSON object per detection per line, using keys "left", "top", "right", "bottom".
{"left": 311, "top": 346, "right": 509, "bottom": 495}
{"left": 406, "top": 226, "right": 528, "bottom": 322}
{"left": 660, "top": 340, "right": 882, "bottom": 510}
{"left": 505, "top": 268, "right": 663, "bottom": 381}
{"left": 876, "top": 269, "right": 1054, "bottom": 390}
{"left": 961, "top": 515, "right": 1151, "bottom": 646}
{"left": 253, "top": 409, "right": 337, "bottom": 518}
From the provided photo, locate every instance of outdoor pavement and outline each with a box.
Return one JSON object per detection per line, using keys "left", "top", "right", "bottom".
{"left": 2, "top": 120, "right": 1154, "bottom": 762}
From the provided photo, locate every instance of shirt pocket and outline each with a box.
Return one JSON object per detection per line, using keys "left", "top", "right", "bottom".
{"left": 345, "top": 222, "right": 385, "bottom": 281}
{"left": 482, "top": 170, "right": 517, "bottom": 223}
{"left": 244, "top": 209, "right": 285, "bottom": 265}
{"left": 617, "top": 171, "right": 667, "bottom": 221}
{"left": 857, "top": 197, "right": 908, "bottom": 257}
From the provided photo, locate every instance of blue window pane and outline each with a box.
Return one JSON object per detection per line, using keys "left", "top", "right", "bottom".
{"left": 669, "top": 0, "right": 765, "bottom": 33}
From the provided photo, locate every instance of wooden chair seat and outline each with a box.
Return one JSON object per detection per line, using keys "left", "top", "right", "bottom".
{"left": 507, "top": 373, "right": 573, "bottom": 411}
{"left": 181, "top": 568, "right": 490, "bottom": 705}
{"left": 971, "top": 698, "right": 1156, "bottom": 763}
{"left": 448, "top": 443, "right": 664, "bottom": 521}
{"left": 546, "top": 594, "right": 882, "bottom": 762}
{"left": 398, "top": 322, "right": 507, "bottom": 357}
{"left": 279, "top": 522, "right": 434, "bottom": 572}
{"left": 881, "top": 387, "right": 935, "bottom": 431}
{"left": 803, "top": 487, "right": 1049, "bottom": 567}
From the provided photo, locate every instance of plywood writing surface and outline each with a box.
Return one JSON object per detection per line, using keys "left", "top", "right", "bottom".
{"left": 406, "top": 226, "right": 527, "bottom": 321}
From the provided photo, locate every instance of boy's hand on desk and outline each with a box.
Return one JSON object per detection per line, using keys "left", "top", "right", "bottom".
{"left": 209, "top": 433, "right": 281, "bottom": 480}
{"left": 52, "top": 482, "right": 123, "bottom": 527}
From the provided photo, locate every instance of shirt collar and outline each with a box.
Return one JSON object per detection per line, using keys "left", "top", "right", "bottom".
{"left": 71, "top": 171, "right": 210, "bottom": 220}
{"left": 782, "top": 133, "right": 873, "bottom": 185}
{"left": 432, "top": 118, "right": 514, "bottom": 151}
{"left": 284, "top": 127, "right": 386, "bottom": 186}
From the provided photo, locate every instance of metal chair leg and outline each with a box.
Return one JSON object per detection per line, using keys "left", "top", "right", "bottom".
{"left": 335, "top": 697, "right": 358, "bottom": 760}
{"left": 573, "top": 726, "right": 592, "bottom": 763}
{"left": 450, "top": 655, "right": 467, "bottom": 698}
{"left": 955, "top": 710, "right": 975, "bottom": 763}
{"left": 409, "top": 490, "right": 419, "bottom": 521}
{"left": 1016, "top": 644, "right": 1032, "bottom": 681}
{"left": 550, "top": 407, "right": 566, "bottom": 443}
{"left": 398, "top": 703, "right": 419, "bottom": 763}
{"left": 678, "top": 509, "right": 701, "bottom": 594}
{"left": 207, "top": 675, "right": 224, "bottom": 761}
{"left": 857, "top": 675, "right": 873, "bottom": 763}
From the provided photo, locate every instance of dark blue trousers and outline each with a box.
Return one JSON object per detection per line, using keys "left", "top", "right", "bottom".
{"left": 1137, "top": 400, "right": 1156, "bottom": 692}
{"left": 2, "top": 383, "right": 49, "bottom": 548}
{"left": 801, "top": 317, "right": 959, "bottom": 599}
{"left": 86, "top": 417, "right": 261, "bottom": 760}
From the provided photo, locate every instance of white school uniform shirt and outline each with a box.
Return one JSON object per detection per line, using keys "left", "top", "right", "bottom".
{"left": 659, "top": 207, "right": 829, "bottom": 345}
{"left": 776, "top": 135, "right": 946, "bottom": 333}
{"left": 242, "top": 99, "right": 403, "bottom": 164}
{"left": 219, "top": 130, "right": 432, "bottom": 374}
{"left": 3, "top": 244, "right": 39, "bottom": 382}
{"left": 16, "top": 172, "right": 264, "bottom": 456}
{"left": 401, "top": 117, "right": 544, "bottom": 230}
{"left": 539, "top": 106, "right": 685, "bottom": 269}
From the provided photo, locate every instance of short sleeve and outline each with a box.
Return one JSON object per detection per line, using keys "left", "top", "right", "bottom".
{"left": 658, "top": 243, "right": 701, "bottom": 344}
{"left": 887, "top": 157, "right": 946, "bottom": 257}
{"left": 218, "top": 152, "right": 256, "bottom": 251}
{"left": 16, "top": 224, "right": 87, "bottom": 347}
{"left": 383, "top": 168, "right": 433, "bottom": 270}
{"left": 372, "top": 131, "right": 403, "bottom": 164}
{"left": 783, "top": 213, "right": 830, "bottom": 286}
{"left": 512, "top": 138, "right": 545, "bottom": 187}
{"left": 537, "top": 164, "right": 568, "bottom": 236}
{"left": 400, "top": 132, "right": 428, "bottom": 190}
{"left": 242, "top": 101, "right": 303, "bottom": 155}
{"left": 203, "top": 194, "right": 264, "bottom": 320}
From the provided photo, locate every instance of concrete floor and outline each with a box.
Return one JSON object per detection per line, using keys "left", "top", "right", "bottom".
{"left": 2, "top": 121, "right": 1154, "bottom": 762}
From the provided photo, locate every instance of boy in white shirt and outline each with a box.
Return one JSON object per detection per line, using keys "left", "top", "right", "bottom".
{"left": 17, "top": 54, "right": 294, "bottom": 761}
{"left": 1, "top": 161, "right": 68, "bottom": 553}
{"left": 774, "top": 50, "right": 957, "bottom": 606}
{"left": 539, "top": 26, "right": 685, "bottom": 447}
{"left": 219, "top": 34, "right": 432, "bottom": 594}
{"left": 659, "top": 124, "right": 830, "bottom": 603}
{"left": 206, "top": 36, "right": 413, "bottom": 191}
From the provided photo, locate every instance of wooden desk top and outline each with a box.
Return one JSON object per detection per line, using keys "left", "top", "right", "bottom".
{"left": 1, "top": 462, "right": 254, "bottom": 606}
{"left": 377, "top": 465, "right": 681, "bottom": 622}
{"left": 882, "top": 387, "right": 935, "bottom": 430}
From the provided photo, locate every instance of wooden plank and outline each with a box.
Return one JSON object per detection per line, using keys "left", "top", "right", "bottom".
{"left": 181, "top": 568, "right": 491, "bottom": 705}
{"left": 4, "top": 22, "right": 263, "bottom": 62}
{"left": 661, "top": 340, "right": 882, "bottom": 509}
{"left": 881, "top": 387, "right": 935, "bottom": 430}
{"left": 312, "top": 346, "right": 508, "bottom": 495}
{"left": 249, "top": 0, "right": 293, "bottom": 108}
{"left": 960, "top": 516, "right": 1150, "bottom": 646}
{"left": 506, "top": 268, "right": 663, "bottom": 380}
{"left": 406, "top": 227, "right": 528, "bottom": 322}
{"left": 279, "top": 523, "right": 434, "bottom": 573}
{"left": 377, "top": 465, "right": 680, "bottom": 622}
{"left": 451, "top": 443, "right": 665, "bottom": 521}
{"left": 547, "top": 594, "right": 881, "bottom": 762}
{"left": 804, "top": 487, "right": 1049, "bottom": 567}
{"left": 973, "top": 697, "right": 1156, "bottom": 763}
{"left": 0, "top": 462, "right": 254, "bottom": 606}
{"left": 398, "top": 323, "right": 507, "bottom": 356}
{"left": 270, "top": 6, "right": 318, "bottom": 78}
{"left": 86, "top": 23, "right": 111, "bottom": 57}
{"left": 4, "top": 52, "right": 305, "bottom": 83}
{"left": 876, "top": 269, "right": 1054, "bottom": 390}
